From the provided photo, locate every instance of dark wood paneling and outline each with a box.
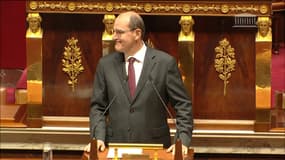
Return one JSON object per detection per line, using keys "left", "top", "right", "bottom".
{"left": 193, "top": 16, "right": 256, "bottom": 120}
{"left": 42, "top": 14, "right": 256, "bottom": 121}
{"left": 42, "top": 14, "right": 104, "bottom": 116}
{"left": 42, "top": 14, "right": 181, "bottom": 117}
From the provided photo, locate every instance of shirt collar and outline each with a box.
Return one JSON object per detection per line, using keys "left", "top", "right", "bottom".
{"left": 126, "top": 43, "right": 146, "bottom": 63}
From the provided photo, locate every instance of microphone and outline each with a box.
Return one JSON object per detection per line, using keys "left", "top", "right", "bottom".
{"left": 102, "top": 95, "right": 117, "bottom": 115}
{"left": 148, "top": 76, "right": 174, "bottom": 120}
{"left": 90, "top": 95, "right": 117, "bottom": 154}
{"left": 91, "top": 95, "right": 117, "bottom": 137}
{"left": 149, "top": 76, "right": 183, "bottom": 159}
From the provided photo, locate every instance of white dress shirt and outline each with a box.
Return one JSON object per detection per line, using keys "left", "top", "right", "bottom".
{"left": 125, "top": 43, "right": 147, "bottom": 86}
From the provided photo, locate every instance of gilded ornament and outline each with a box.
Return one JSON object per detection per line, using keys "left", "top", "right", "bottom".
{"left": 144, "top": 3, "right": 152, "bottom": 13}
{"left": 221, "top": 4, "right": 229, "bottom": 14}
{"left": 203, "top": 6, "right": 209, "bottom": 12}
{"left": 165, "top": 5, "right": 170, "bottom": 11}
{"left": 259, "top": 5, "right": 268, "bottom": 14}
{"left": 126, "top": 4, "right": 132, "bottom": 10}
{"left": 241, "top": 6, "right": 247, "bottom": 12}
{"left": 68, "top": 2, "right": 76, "bottom": 11}
{"left": 106, "top": 3, "right": 113, "bottom": 12}
{"left": 62, "top": 37, "right": 84, "bottom": 92}
{"left": 50, "top": 3, "right": 56, "bottom": 9}
{"left": 182, "top": 4, "right": 190, "bottom": 13}
{"left": 88, "top": 4, "right": 93, "bottom": 10}
{"left": 26, "top": 13, "right": 43, "bottom": 38}
{"left": 256, "top": 16, "right": 272, "bottom": 42}
{"left": 29, "top": 1, "right": 38, "bottom": 10}
{"left": 26, "top": 1, "right": 271, "bottom": 16}
{"left": 146, "top": 38, "right": 155, "bottom": 48}
{"left": 214, "top": 38, "right": 236, "bottom": 96}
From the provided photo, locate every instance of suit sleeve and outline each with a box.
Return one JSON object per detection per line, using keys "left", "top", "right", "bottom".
{"left": 166, "top": 58, "right": 193, "bottom": 147}
{"left": 89, "top": 59, "right": 108, "bottom": 141}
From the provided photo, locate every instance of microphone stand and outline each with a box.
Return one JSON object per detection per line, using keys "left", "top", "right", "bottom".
{"left": 89, "top": 95, "right": 117, "bottom": 160}
{"left": 174, "top": 138, "right": 183, "bottom": 160}
{"left": 89, "top": 138, "right": 98, "bottom": 160}
{"left": 149, "top": 78, "right": 184, "bottom": 159}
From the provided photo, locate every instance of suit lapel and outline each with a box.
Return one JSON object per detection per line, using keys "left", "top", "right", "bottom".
{"left": 133, "top": 48, "right": 156, "bottom": 101}
{"left": 114, "top": 53, "right": 130, "bottom": 101}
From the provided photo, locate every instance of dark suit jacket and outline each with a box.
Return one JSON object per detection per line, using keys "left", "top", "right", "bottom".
{"left": 90, "top": 47, "right": 193, "bottom": 148}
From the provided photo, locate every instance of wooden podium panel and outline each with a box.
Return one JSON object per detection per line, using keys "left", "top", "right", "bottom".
{"left": 82, "top": 148, "right": 194, "bottom": 160}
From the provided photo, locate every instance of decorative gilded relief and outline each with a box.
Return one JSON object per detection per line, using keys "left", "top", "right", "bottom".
{"left": 102, "top": 14, "right": 115, "bottom": 41}
{"left": 146, "top": 38, "right": 155, "bottom": 48}
{"left": 62, "top": 37, "right": 84, "bottom": 92}
{"left": 102, "top": 14, "right": 116, "bottom": 56}
{"left": 27, "top": 1, "right": 271, "bottom": 16}
{"left": 178, "top": 16, "right": 195, "bottom": 42}
{"left": 26, "top": 13, "right": 43, "bottom": 38}
{"left": 214, "top": 38, "right": 236, "bottom": 96}
{"left": 256, "top": 17, "right": 272, "bottom": 42}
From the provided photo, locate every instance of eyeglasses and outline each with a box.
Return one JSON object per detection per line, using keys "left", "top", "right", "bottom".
{"left": 113, "top": 28, "right": 136, "bottom": 35}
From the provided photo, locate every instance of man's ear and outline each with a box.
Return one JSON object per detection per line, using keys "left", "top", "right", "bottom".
{"left": 134, "top": 28, "right": 142, "bottom": 40}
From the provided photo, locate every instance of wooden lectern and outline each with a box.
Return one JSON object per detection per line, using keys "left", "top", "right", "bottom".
{"left": 82, "top": 139, "right": 194, "bottom": 160}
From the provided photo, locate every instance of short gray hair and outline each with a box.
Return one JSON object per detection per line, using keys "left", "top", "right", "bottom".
{"left": 129, "top": 14, "right": 145, "bottom": 39}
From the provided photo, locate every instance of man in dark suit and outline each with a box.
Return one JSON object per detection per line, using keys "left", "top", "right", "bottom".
{"left": 87, "top": 11, "right": 193, "bottom": 154}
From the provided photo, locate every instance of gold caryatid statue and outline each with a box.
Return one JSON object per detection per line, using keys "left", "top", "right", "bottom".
{"left": 26, "top": 13, "right": 43, "bottom": 38}
{"left": 177, "top": 16, "right": 195, "bottom": 98}
{"left": 102, "top": 14, "right": 115, "bottom": 41}
{"left": 255, "top": 16, "right": 272, "bottom": 108}
{"left": 178, "top": 16, "right": 195, "bottom": 42}
{"left": 256, "top": 17, "right": 272, "bottom": 42}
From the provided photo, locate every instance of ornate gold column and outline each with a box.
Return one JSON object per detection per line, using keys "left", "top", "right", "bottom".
{"left": 255, "top": 16, "right": 272, "bottom": 131}
{"left": 177, "top": 16, "right": 195, "bottom": 98}
{"left": 26, "top": 13, "right": 43, "bottom": 127}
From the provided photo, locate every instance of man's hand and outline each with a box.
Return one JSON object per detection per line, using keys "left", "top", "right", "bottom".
{"left": 83, "top": 140, "right": 106, "bottom": 152}
{"left": 166, "top": 144, "right": 188, "bottom": 155}
{"left": 83, "top": 143, "right": 90, "bottom": 152}
{"left": 97, "top": 139, "right": 106, "bottom": 151}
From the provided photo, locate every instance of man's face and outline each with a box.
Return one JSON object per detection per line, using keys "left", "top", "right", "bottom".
{"left": 113, "top": 16, "right": 136, "bottom": 54}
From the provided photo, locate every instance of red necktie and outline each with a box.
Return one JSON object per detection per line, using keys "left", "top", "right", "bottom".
{"left": 128, "top": 57, "right": 136, "bottom": 98}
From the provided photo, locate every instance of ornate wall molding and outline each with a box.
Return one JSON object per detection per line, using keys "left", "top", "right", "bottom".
{"left": 27, "top": 0, "right": 271, "bottom": 16}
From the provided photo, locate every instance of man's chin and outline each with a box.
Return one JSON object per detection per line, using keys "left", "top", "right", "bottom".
{"left": 114, "top": 47, "right": 122, "bottom": 52}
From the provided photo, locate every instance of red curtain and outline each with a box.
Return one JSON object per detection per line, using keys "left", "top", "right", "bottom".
{"left": 0, "top": 0, "right": 26, "bottom": 69}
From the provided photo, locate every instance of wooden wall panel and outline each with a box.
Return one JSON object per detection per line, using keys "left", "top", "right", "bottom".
{"left": 41, "top": 14, "right": 256, "bottom": 122}
{"left": 42, "top": 14, "right": 104, "bottom": 116}
{"left": 193, "top": 16, "right": 256, "bottom": 120}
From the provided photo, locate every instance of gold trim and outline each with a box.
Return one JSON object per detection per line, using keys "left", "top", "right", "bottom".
{"left": 182, "top": 4, "right": 191, "bottom": 13}
{"left": 260, "top": 5, "right": 269, "bottom": 14}
{"left": 29, "top": 1, "right": 38, "bottom": 10}
{"left": 144, "top": 3, "right": 152, "bottom": 13}
{"left": 27, "top": 1, "right": 271, "bottom": 16}
{"left": 214, "top": 38, "right": 236, "bottom": 96}
{"left": 68, "top": 2, "right": 76, "bottom": 11}
{"left": 106, "top": 2, "right": 114, "bottom": 12}
{"left": 221, "top": 4, "right": 229, "bottom": 14}
{"left": 62, "top": 37, "right": 84, "bottom": 92}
